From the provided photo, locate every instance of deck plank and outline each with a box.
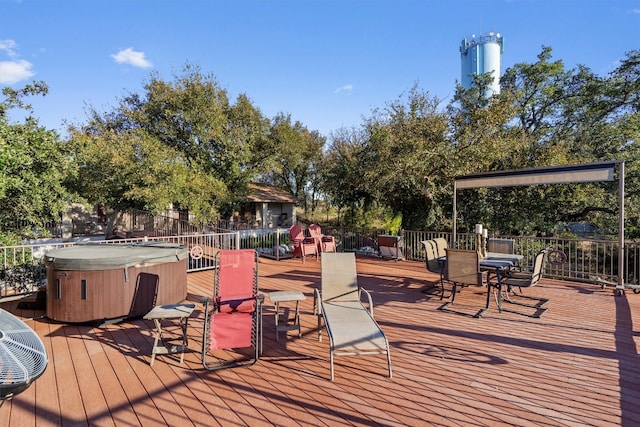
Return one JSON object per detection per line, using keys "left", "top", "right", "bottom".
{"left": 2, "top": 254, "right": 640, "bottom": 426}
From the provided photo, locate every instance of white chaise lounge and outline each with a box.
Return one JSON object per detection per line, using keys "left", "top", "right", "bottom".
{"left": 314, "top": 252, "right": 392, "bottom": 381}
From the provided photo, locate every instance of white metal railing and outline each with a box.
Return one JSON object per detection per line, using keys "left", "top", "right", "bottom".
{"left": 0, "top": 232, "right": 239, "bottom": 299}
{"left": 2, "top": 227, "right": 638, "bottom": 299}
{"left": 401, "top": 230, "right": 640, "bottom": 286}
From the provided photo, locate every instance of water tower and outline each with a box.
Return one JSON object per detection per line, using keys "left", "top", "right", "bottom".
{"left": 460, "top": 32, "right": 504, "bottom": 97}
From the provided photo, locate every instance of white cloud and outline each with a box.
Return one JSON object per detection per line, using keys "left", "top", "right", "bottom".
{"left": 0, "top": 60, "right": 34, "bottom": 84}
{"left": 0, "top": 39, "right": 18, "bottom": 57}
{"left": 334, "top": 84, "right": 353, "bottom": 94}
{"left": 0, "top": 39, "right": 36, "bottom": 84}
{"left": 111, "top": 48, "right": 152, "bottom": 68}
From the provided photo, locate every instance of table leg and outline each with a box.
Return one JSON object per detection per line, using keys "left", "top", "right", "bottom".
{"left": 149, "top": 316, "right": 189, "bottom": 366}
{"left": 274, "top": 301, "right": 280, "bottom": 342}
{"left": 150, "top": 319, "right": 162, "bottom": 366}
{"left": 294, "top": 300, "right": 301, "bottom": 338}
{"left": 179, "top": 316, "right": 189, "bottom": 364}
{"left": 273, "top": 299, "right": 302, "bottom": 341}
{"left": 485, "top": 277, "right": 492, "bottom": 310}
{"left": 495, "top": 270, "right": 504, "bottom": 313}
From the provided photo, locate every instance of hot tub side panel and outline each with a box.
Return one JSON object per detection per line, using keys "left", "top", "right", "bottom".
{"left": 46, "top": 259, "right": 188, "bottom": 323}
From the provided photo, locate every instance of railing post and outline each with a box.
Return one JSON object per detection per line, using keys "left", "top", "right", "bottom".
{"left": 618, "top": 161, "right": 625, "bottom": 289}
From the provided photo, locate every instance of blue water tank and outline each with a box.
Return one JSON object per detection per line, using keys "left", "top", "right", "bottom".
{"left": 460, "top": 32, "right": 504, "bottom": 97}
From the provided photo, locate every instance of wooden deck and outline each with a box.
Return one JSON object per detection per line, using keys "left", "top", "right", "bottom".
{"left": 2, "top": 255, "right": 640, "bottom": 426}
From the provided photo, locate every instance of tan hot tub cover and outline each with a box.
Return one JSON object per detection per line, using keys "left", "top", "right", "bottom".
{"left": 44, "top": 242, "right": 189, "bottom": 271}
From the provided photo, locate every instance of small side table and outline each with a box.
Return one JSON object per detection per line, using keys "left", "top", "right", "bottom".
{"left": 268, "top": 291, "right": 306, "bottom": 342}
{"left": 143, "top": 303, "right": 195, "bottom": 366}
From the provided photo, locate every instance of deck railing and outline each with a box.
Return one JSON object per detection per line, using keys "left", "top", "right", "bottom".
{"left": 401, "top": 230, "right": 637, "bottom": 285}
{"left": 0, "top": 232, "right": 239, "bottom": 299}
{"left": 232, "top": 226, "right": 640, "bottom": 286}
{"left": 2, "top": 226, "right": 638, "bottom": 299}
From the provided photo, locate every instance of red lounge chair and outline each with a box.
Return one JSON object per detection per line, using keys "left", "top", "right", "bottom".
{"left": 202, "top": 250, "right": 263, "bottom": 370}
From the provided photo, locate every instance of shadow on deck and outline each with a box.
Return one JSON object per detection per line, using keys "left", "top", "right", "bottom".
{"left": 2, "top": 255, "right": 640, "bottom": 426}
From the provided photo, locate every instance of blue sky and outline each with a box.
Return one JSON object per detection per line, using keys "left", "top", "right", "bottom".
{"left": 1, "top": 0, "right": 639, "bottom": 138}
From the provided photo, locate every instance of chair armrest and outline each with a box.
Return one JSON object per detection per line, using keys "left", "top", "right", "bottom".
{"left": 360, "top": 288, "right": 374, "bottom": 317}
{"left": 202, "top": 296, "right": 218, "bottom": 312}
{"left": 504, "top": 270, "right": 532, "bottom": 279}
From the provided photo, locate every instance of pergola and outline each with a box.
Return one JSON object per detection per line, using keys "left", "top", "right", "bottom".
{"left": 453, "top": 160, "right": 626, "bottom": 288}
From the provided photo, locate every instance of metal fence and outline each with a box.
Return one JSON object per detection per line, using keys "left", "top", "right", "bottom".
{"left": 0, "top": 232, "right": 239, "bottom": 299}
{"left": 3, "top": 226, "right": 639, "bottom": 300}
{"left": 260, "top": 226, "right": 639, "bottom": 286}
{"left": 401, "top": 230, "right": 639, "bottom": 286}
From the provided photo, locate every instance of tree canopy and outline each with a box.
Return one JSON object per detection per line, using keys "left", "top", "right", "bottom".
{"left": 0, "top": 82, "right": 72, "bottom": 243}
{"left": 2, "top": 48, "right": 639, "bottom": 240}
{"left": 66, "top": 64, "right": 273, "bottom": 223}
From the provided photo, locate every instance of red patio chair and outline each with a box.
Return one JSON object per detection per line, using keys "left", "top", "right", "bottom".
{"left": 309, "top": 224, "right": 337, "bottom": 253}
{"left": 202, "top": 249, "right": 263, "bottom": 370}
{"left": 289, "top": 224, "right": 318, "bottom": 262}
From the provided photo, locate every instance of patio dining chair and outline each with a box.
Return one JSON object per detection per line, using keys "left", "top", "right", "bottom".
{"left": 487, "top": 238, "right": 515, "bottom": 254}
{"left": 431, "top": 238, "right": 448, "bottom": 259}
{"left": 440, "top": 248, "right": 488, "bottom": 315}
{"left": 421, "top": 240, "right": 446, "bottom": 297}
{"left": 314, "top": 252, "right": 392, "bottom": 381}
{"left": 496, "top": 249, "right": 549, "bottom": 317}
{"left": 202, "top": 249, "right": 264, "bottom": 370}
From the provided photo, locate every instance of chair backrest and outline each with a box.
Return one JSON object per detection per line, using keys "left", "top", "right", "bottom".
{"left": 308, "top": 224, "right": 322, "bottom": 239}
{"left": 208, "top": 249, "right": 259, "bottom": 356}
{"left": 215, "top": 249, "right": 258, "bottom": 302}
{"left": 321, "top": 252, "right": 359, "bottom": 302}
{"left": 432, "top": 238, "right": 448, "bottom": 258}
{"left": 487, "top": 238, "right": 515, "bottom": 254}
{"left": 445, "top": 248, "right": 483, "bottom": 286}
{"left": 529, "top": 249, "right": 547, "bottom": 286}
{"left": 129, "top": 272, "right": 159, "bottom": 317}
{"left": 289, "top": 224, "right": 304, "bottom": 243}
{"left": 421, "top": 240, "right": 443, "bottom": 274}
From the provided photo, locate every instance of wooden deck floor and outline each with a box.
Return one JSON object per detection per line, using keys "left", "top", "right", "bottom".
{"left": 2, "top": 255, "right": 640, "bottom": 426}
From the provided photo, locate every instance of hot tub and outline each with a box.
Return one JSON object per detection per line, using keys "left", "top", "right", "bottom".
{"left": 45, "top": 242, "right": 189, "bottom": 323}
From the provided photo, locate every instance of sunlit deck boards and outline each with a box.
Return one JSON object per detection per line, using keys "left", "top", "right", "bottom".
{"left": 1, "top": 255, "right": 640, "bottom": 426}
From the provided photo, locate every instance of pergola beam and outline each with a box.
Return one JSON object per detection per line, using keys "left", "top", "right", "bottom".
{"left": 452, "top": 160, "right": 625, "bottom": 288}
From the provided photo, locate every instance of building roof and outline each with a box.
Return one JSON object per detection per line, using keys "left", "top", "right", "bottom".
{"left": 247, "top": 183, "right": 297, "bottom": 203}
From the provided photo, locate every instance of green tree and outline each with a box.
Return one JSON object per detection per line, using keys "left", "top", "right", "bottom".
{"left": 359, "top": 85, "right": 451, "bottom": 230}
{"left": 265, "top": 113, "right": 325, "bottom": 214}
{"left": 322, "top": 127, "right": 370, "bottom": 226}
{"left": 70, "top": 64, "right": 273, "bottom": 221}
{"left": 455, "top": 48, "right": 640, "bottom": 237}
{"left": 0, "top": 82, "right": 72, "bottom": 242}
{"left": 65, "top": 127, "right": 225, "bottom": 222}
